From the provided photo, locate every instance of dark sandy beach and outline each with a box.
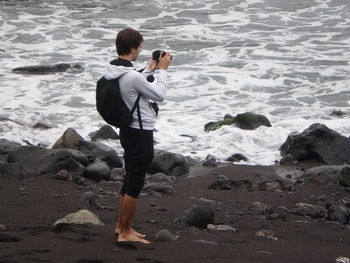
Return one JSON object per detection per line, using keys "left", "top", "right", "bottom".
{"left": 1, "top": 160, "right": 349, "bottom": 263}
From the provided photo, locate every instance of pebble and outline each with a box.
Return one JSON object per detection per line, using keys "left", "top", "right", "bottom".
{"left": 255, "top": 229, "right": 278, "bottom": 240}
{"left": 154, "top": 229, "right": 177, "bottom": 242}
{"left": 207, "top": 224, "right": 238, "bottom": 232}
{"left": 336, "top": 257, "right": 350, "bottom": 263}
{"left": 193, "top": 239, "right": 219, "bottom": 246}
{"left": 0, "top": 224, "right": 6, "bottom": 231}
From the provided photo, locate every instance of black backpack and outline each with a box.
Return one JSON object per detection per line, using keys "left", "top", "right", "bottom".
{"left": 96, "top": 58, "right": 142, "bottom": 129}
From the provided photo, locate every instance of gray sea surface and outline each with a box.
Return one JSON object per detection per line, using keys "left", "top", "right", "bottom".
{"left": 0, "top": 0, "right": 349, "bottom": 164}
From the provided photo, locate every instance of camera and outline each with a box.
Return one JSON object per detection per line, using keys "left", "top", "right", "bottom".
{"left": 152, "top": 50, "right": 166, "bottom": 61}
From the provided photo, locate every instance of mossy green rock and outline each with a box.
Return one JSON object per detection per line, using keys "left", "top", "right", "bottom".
{"left": 204, "top": 112, "right": 271, "bottom": 132}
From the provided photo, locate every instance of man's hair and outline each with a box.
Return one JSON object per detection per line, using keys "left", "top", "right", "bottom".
{"left": 116, "top": 28, "right": 143, "bottom": 56}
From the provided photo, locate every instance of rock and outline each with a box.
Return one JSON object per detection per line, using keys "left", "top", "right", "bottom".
{"left": 0, "top": 163, "right": 27, "bottom": 178}
{"left": 74, "top": 140, "right": 122, "bottom": 168}
{"left": 12, "top": 63, "right": 84, "bottom": 75}
{"left": 64, "top": 149, "right": 90, "bottom": 166}
{"left": 73, "top": 175, "right": 86, "bottom": 186}
{"left": 207, "top": 224, "right": 238, "bottom": 232}
{"left": 301, "top": 165, "right": 347, "bottom": 185}
{"left": 0, "top": 233, "right": 22, "bottom": 242}
{"left": 204, "top": 112, "right": 271, "bottom": 132}
{"left": 42, "top": 149, "right": 86, "bottom": 176}
{"left": 255, "top": 229, "right": 278, "bottom": 240}
{"left": 53, "top": 128, "right": 85, "bottom": 149}
{"left": 209, "top": 177, "right": 253, "bottom": 191}
{"left": 148, "top": 149, "right": 190, "bottom": 177}
{"left": 291, "top": 203, "right": 328, "bottom": 219}
{"left": 202, "top": 155, "right": 217, "bottom": 167}
{"left": 33, "top": 122, "right": 53, "bottom": 129}
{"left": 234, "top": 112, "right": 272, "bottom": 130}
{"left": 0, "top": 139, "right": 22, "bottom": 154}
{"left": 175, "top": 206, "right": 215, "bottom": 229}
{"left": 53, "top": 169, "right": 71, "bottom": 181}
{"left": 227, "top": 153, "right": 248, "bottom": 162}
{"left": 0, "top": 224, "right": 6, "bottom": 231}
{"left": 85, "top": 160, "right": 111, "bottom": 182}
{"left": 280, "top": 123, "right": 350, "bottom": 165}
{"left": 250, "top": 202, "right": 273, "bottom": 215}
{"left": 146, "top": 172, "right": 176, "bottom": 183}
{"left": 154, "top": 229, "right": 177, "bottom": 242}
{"left": 54, "top": 209, "right": 104, "bottom": 226}
{"left": 144, "top": 182, "right": 176, "bottom": 195}
{"left": 111, "top": 168, "right": 125, "bottom": 178}
{"left": 80, "top": 191, "right": 105, "bottom": 210}
{"left": 327, "top": 200, "right": 350, "bottom": 225}
{"left": 7, "top": 146, "right": 50, "bottom": 175}
{"left": 259, "top": 179, "right": 294, "bottom": 192}
{"left": 89, "top": 125, "right": 119, "bottom": 141}
{"left": 336, "top": 257, "right": 350, "bottom": 263}
{"left": 331, "top": 110, "right": 346, "bottom": 117}
{"left": 339, "top": 167, "right": 350, "bottom": 187}
{"left": 279, "top": 154, "right": 298, "bottom": 165}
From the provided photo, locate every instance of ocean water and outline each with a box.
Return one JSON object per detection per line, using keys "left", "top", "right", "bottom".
{"left": 0, "top": 0, "right": 349, "bottom": 165}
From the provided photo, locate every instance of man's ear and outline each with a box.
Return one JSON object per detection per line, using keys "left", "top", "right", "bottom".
{"left": 130, "top": 47, "right": 136, "bottom": 53}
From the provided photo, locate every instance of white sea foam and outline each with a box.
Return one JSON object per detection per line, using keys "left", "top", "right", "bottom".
{"left": 0, "top": 0, "right": 349, "bottom": 165}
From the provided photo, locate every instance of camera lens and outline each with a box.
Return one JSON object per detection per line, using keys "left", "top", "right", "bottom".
{"left": 152, "top": 50, "right": 162, "bottom": 61}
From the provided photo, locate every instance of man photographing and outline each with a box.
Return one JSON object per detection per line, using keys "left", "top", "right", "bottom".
{"left": 103, "top": 27, "right": 172, "bottom": 244}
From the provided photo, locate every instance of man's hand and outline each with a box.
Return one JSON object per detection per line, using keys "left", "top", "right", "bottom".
{"left": 158, "top": 53, "right": 172, "bottom": 70}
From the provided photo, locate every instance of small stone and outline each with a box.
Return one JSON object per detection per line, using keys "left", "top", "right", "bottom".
{"left": 255, "top": 229, "right": 278, "bottom": 240}
{"left": 0, "top": 224, "right": 6, "bottom": 231}
{"left": 53, "top": 169, "right": 71, "bottom": 181}
{"left": 336, "top": 257, "right": 350, "bottom": 263}
{"left": 207, "top": 224, "right": 238, "bottom": 232}
{"left": 154, "top": 229, "right": 177, "bottom": 242}
{"left": 54, "top": 209, "right": 104, "bottom": 226}
{"left": 19, "top": 187, "right": 26, "bottom": 191}
{"left": 251, "top": 202, "right": 273, "bottom": 215}
{"left": 193, "top": 240, "right": 219, "bottom": 246}
{"left": 147, "top": 219, "right": 158, "bottom": 224}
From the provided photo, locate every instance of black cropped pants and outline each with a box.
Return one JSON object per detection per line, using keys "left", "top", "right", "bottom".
{"left": 119, "top": 127, "right": 154, "bottom": 199}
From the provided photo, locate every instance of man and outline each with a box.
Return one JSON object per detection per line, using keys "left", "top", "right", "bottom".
{"left": 104, "top": 27, "right": 172, "bottom": 244}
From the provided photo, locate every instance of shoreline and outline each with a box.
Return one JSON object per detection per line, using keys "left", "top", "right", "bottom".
{"left": 1, "top": 161, "right": 350, "bottom": 263}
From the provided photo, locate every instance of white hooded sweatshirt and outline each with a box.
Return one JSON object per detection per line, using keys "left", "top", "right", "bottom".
{"left": 104, "top": 61, "right": 167, "bottom": 130}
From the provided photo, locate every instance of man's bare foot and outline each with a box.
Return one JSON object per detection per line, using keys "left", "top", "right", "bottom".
{"left": 118, "top": 231, "right": 150, "bottom": 244}
{"left": 115, "top": 227, "right": 146, "bottom": 238}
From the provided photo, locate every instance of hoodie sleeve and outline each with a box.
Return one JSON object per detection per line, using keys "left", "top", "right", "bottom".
{"left": 133, "top": 70, "right": 167, "bottom": 102}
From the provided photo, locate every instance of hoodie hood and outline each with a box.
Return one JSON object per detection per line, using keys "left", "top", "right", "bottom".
{"left": 104, "top": 63, "right": 134, "bottom": 80}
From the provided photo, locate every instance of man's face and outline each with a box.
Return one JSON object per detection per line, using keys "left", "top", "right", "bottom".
{"left": 131, "top": 43, "right": 143, "bottom": 61}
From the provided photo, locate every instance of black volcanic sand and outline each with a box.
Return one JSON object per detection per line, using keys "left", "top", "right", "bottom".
{"left": 1, "top": 163, "right": 350, "bottom": 263}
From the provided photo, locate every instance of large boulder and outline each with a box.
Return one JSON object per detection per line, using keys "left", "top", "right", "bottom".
{"left": 204, "top": 112, "right": 271, "bottom": 132}
{"left": 0, "top": 139, "right": 21, "bottom": 154}
{"left": 12, "top": 63, "right": 84, "bottom": 75}
{"left": 85, "top": 160, "right": 111, "bottom": 182}
{"left": 300, "top": 165, "right": 349, "bottom": 185}
{"left": 7, "top": 146, "right": 85, "bottom": 176}
{"left": 7, "top": 146, "right": 52, "bottom": 175}
{"left": 0, "top": 163, "right": 26, "bottom": 178}
{"left": 73, "top": 140, "right": 122, "bottom": 168}
{"left": 88, "top": 125, "right": 119, "bottom": 141}
{"left": 148, "top": 149, "right": 190, "bottom": 177}
{"left": 52, "top": 128, "right": 85, "bottom": 149}
{"left": 280, "top": 123, "right": 350, "bottom": 165}
{"left": 42, "top": 149, "right": 86, "bottom": 176}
